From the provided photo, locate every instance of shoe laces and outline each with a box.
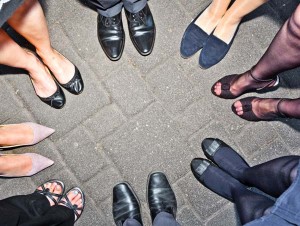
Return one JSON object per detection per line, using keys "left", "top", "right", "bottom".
{"left": 130, "top": 10, "right": 146, "bottom": 24}
{"left": 103, "top": 16, "right": 119, "bottom": 27}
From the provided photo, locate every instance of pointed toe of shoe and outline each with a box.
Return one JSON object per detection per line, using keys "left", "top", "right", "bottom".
{"left": 103, "top": 40, "right": 124, "bottom": 61}
{"left": 25, "top": 153, "right": 54, "bottom": 176}
{"left": 24, "top": 122, "right": 55, "bottom": 145}
{"left": 132, "top": 31, "right": 155, "bottom": 56}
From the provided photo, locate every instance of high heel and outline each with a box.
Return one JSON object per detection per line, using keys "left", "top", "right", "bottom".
{"left": 0, "top": 153, "right": 54, "bottom": 177}
{"left": 211, "top": 70, "right": 280, "bottom": 99}
{"left": 0, "top": 122, "right": 55, "bottom": 149}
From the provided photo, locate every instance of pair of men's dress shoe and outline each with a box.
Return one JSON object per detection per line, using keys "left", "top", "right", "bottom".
{"left": 113, "top": 172, "right": 177, "bottom": 225}
{"left": 97, "top": 4, "right": 156, "bottom": 61}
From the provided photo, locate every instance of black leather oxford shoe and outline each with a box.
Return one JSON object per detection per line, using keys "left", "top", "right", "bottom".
{"left": 38, "top": 82, "right": 66, "bottom": 109}
{"left": 125, "top": 4, "right": 155, "bottom": 56}
{"left": 147, "top": 172, "right": 177, "bottom": 222}
{"left": 113, "top": 182, "right": 143, "bottom": 226}
{"left": 97, "top": 12, "right": 125, "bottom": 61}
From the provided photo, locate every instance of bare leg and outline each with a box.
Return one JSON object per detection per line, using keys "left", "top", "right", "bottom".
{"left": 213, "top": 0, "right": 268, "bottom": 44}
{"left": 194, "top": 0, "right": 231, "bottom": 34}
{"left": 0, "top": 29, "right": 57, "bottom": 97}
{"left": 7, "top": 0, "right": 75, "bottom": 84}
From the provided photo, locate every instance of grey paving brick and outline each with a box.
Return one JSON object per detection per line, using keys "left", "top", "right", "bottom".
{"left": 235, "top": 122, "right": 280, "bottom": 157}
{"left": 205, "top": 204, "right": 240, "bottom": 226}
{"left": 146, "top": 59, "right": 202, "bottom": 116}
{"left": 84, "top": 166, "right": 122, "bottom": 205}
{"left": 56, "top": 127, "right": 108, "bottom": 182}
{"left": 103, "top": 65, "right": 154, "bottom": 116}
{"left": 0, "top": 78, "right": 24, "bottom": 122}
{"left": 178, "top": 0, "right": 210, "bottom": 17}
{"left": 177, "top": 172, "right": 228, "bottom": 220}
{"left": 175, "top": 98, "right": 213, "bottom": 138}
{"left": 0, "top": 178, "right": 35, "bottom": 200}
{"left": 178, "top": 206, "right": 203, "bottom": 226}
{"left": 84, "top": 104, "right": 126, "bottom": 141}
{"left": 102, "top": 103, "right": 196, "bottom": 201}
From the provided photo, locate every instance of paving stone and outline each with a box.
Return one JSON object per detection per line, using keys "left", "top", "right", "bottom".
{"left": 235, "top": 122, "right": 279, "bottom": 157}
{"left": 175, "top": 98, "right": 213, "bottom": 138}
{"left": 177, "top": 0, "right": 209, "bottom": 17}
{"left": 103, "top": 65, "right": 154, "bottom": 116}
{"left": 177, "top": 172, "right": 228, "bottom": 220}
{"left": 102, "top": 103, "right": 196, "bottom": 201}
{"left": 84, "top": 166, "right": 122, "bottom": 205}
{"left": 56, "top": 127, "right": 107, "bottom": 182}
{"left": 84, "top": 104, "right": 126, "bottom": 141}
{"left": 178, "top": 206, "right": 203, "bottom": 226}
{"left": 0, "top": 77, "right": 25, "bottom": 122}
{"left": 0, "top": 178, "right": 35, "bottom": 200}
{"left": 146, "top": 59, "right": 202, "bottom": 116}
{"left": 205, "top": 204, "right": 240, "bottom": 226}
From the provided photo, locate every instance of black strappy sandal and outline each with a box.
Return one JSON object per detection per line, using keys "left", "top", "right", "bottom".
{"left": 34, "top": 179, "right": 65, "bottom": 205}
{"left": 59, "top": 187, "right": 85, "bottom": 222}
{"left": 211, "top": 70, "right": 280, "bottom": 99}
{"left": 231, "top": 97, "right": 287, "bottom": 122}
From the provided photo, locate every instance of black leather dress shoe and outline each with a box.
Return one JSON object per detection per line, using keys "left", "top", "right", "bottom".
{"left": 125, "top": 4, "right": 155, "bottom": 56}
{"left": 97, "top": 12, "right": 125, "bottom": 61}
{"left": 113, "top": 182, "right": 143, "bottom": 226}
{"left": 38, "top": 82, "right": 66, "bottom": 109}
{"left": 147, "top": 172, "right": 177, "bottom": 222}
{"left": 60, "top": 66, "right": 84, "bottom": 95}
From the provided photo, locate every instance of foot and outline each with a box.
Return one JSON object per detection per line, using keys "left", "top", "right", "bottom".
{"left": 125, "top": 4, "right": 155, "bottom": 56}
{"left": 59, "top": 188, "right": 85, "bottom": 222}
{"left": 194, "top": 5, "right": 225, "bottom": 35}
{"left": 0, "top": 123, "right": 54, "bottom": 147}
{"left": 35, "top": 180, "right": 64, "bottom": 206}
{"left": 212, "top": 71, "right": 278, "bottom": 99}
{"left": 0, "top": 153, "right": 53, "bottom": 177}
{"left": 201, "top": 138, "right": 249, "bottom": 182}
{"left": 36, "top": 49, "right": 75, "bottom": 85}
{"left": 147, "top": 172, "right": 177, "bottom": 222}
{"left": 26, "top": 51, "right": 57, "bottom": 98}
{"left": 97, "top": 12, "right": 125, "bottom": 61}
{"left": 0, "top": 124, "right": 33, "bottom": 147}
{"left": 232, "top": 97, "right": 284, "bottom": 121}
{"left": 113, "top": 182, "right": 143, "bottom": 226}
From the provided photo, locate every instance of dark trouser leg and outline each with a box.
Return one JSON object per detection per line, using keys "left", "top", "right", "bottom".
{"left": 21, "top": 205, "right": 74, "bottom": 226}
{"left": 123, "top": 0, "right": 147, "bottom": 13}
{"left": 86, "top": 0, "right": 123, "bottom": 17}
{"left": 153, "top": 212, "right": 181, "bottom": 226}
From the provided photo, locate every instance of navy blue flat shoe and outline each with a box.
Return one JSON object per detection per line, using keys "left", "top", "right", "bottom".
{"left": 199, "top": 26, "right": 239, "bottom": 69}
{"left": 180, "top": 5, "right": 211, "bottom": 58}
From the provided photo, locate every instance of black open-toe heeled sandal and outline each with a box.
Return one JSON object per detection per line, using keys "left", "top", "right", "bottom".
{"left": 59, "top": 187, "right": 85, "bottom": 222}
{"left": 34, "top": 179, "right": 65, "bottom": 205}
{"left": 232, "top": 97, "right": 287, "bottom": 122}
{"left": 211, "top": 70, "right": 280, "bottom": 99}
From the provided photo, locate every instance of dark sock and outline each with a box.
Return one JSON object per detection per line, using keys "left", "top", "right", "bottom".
{"left": 252, "top": 5, "right": 300, "bottom": 80}
{"left": 240, "top": 156, "right": 300, "bottom": 197}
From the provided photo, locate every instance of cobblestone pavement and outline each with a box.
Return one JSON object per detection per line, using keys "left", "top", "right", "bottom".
{"left": 0, "top": 0, "right": 300, "bottom": 225}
